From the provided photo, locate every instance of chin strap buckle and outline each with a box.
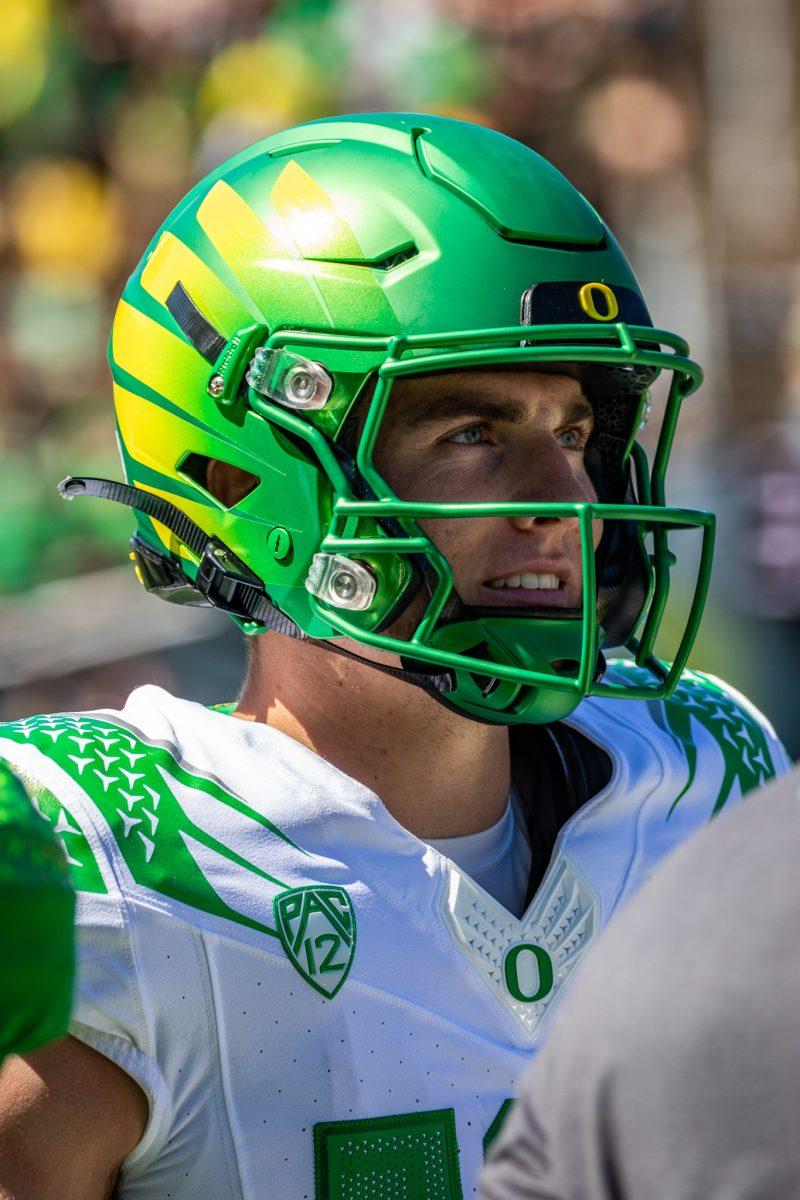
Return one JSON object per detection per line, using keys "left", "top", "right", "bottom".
{"left": 194, "top": 541, "right": 265, "bottom": 619}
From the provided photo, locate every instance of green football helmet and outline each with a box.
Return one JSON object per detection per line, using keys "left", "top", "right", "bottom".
{"left": 61, "top": 113, "right": 714, "bottom": 724}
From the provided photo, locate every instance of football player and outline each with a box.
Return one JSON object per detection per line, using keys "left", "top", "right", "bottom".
{"left": 0, "top": 114, "right": 790, "bottom": 1200}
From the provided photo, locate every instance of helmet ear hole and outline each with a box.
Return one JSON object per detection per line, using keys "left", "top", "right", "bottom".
{"left": 179, "top": 452, "right": 260, "bottom": 509}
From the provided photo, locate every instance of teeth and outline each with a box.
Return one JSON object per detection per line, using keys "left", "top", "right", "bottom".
{"left": 521, "top": 572, "right": 559, "bottom": 590}
{"left": 487, "top": 573, "right": 560, "bottom": 590}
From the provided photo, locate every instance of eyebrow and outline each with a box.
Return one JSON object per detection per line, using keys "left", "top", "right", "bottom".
{"left": 396, "top": 390, "right": 595, "bottom": 429}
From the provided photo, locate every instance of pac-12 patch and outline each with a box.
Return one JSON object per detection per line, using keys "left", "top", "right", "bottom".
{"left": 274, "top": 884, "right": 356, "bottom": 999}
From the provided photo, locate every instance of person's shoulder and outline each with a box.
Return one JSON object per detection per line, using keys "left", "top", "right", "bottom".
{"left": 0, "top": 687, "right": 323, "bottom": 941}
{"left": 0, "top": 687, "right": 255, "bottom": 902}
{"left": 603, "top": 659, "right": 775, "bottom": 721}
{"left": 573, "top": 660, "right": 791, "bottom": 823}
{"left": 0, "top": 687, "right": 177, "bottom": 895}
{"left": 604, "top": 660, "right": 789, "bottom": 779}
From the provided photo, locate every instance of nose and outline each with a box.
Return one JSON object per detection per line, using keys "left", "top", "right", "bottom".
{"left": 506, "top": 436, "right": 594, "bottom": 532}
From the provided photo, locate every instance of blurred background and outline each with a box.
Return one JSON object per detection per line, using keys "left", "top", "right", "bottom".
{"left": 0, "top": 0, "right": 797, "bottom": 754}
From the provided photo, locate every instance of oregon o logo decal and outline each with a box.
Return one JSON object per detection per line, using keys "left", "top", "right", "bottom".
{"left": 579, "top": 281, "right": 619, "bottom": 322}
{"left": 503, "top": 943, "right": 554, "bottom": 1003}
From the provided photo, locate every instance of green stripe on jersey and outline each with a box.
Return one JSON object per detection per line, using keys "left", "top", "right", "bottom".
{"left": 609, "top": 663, "right": 780, "bottom": 816}
{"left": 0, "top": 712, "right": 294, "bottom": 939}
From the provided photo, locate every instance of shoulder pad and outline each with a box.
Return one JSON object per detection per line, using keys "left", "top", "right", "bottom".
{"left": 605, "top": 661, "right": 788, "bottom": 814}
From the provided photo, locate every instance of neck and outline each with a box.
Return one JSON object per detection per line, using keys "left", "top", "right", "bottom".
{"left": 233, "top": 634, "right": 511, "bottom": 840}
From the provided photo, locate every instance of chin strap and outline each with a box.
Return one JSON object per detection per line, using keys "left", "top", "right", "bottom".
{"left": 59, "top": 475, "right": 455, "bottom": 695}
{"left": 61, "top": 475, "right": 209, "bottom": 554}
{"left": 312, "top": 639, "right": 455, "bottom": 694}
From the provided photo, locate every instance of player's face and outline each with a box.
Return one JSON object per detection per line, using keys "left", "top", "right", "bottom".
{"left": 371, "top": 369, "right": 601, "bottom": 617}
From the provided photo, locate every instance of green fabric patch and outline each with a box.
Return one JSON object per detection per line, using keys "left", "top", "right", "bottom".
{"left": 315, "top": 1108, "right": 463, "bottom": 1200}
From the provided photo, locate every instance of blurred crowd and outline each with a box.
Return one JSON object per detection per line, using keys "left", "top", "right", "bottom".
{"left": 1, "top": 0, "right": 798, "bottom": 748}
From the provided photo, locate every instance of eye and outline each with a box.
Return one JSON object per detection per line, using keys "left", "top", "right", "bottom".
{"left": 557, "top": 426, "right": 590, "bottom": 451}
{"left": 445, "top": 423, "right": 491, "bottom": 446}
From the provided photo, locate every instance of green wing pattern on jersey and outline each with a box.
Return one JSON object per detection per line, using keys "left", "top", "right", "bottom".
{"left": 610, "top": 662, "right": 779, "bottom": 816}
{"left": 0, "top": 712, "right": 299, "bottom": 940}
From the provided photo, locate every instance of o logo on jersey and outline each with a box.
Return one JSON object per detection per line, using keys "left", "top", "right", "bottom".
{"left": 503, "top": 943, "right": 554, "bottom": 1003}
{"left": 579, "top": 281, "right": 619, "bottom": 322}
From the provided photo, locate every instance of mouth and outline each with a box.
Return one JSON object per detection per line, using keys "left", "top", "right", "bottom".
{"left": 480, "top": 566, "right": 575, "bottom": 609}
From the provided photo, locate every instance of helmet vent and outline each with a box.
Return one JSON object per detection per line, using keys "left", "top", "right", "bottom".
{"left": 371, "top": 243, "right": 418, "bottom": 270}
{"left": 179, "top": 452, "right": 259, "bottom": 509}
{"left": 303, "top": 243, "right": 419, "bottom": 271}
{"left": 502, "top": 232, "right": 608, "bottom": 253}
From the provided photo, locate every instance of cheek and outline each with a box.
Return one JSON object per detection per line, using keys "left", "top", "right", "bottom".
{"left": 579, "top": 465, "right": 603, "bottom": 550}
{"left": 416, "top": 516, "right": 498, "bottom": 598}
{"left": 578, "top": 459, "right": 599, "bottom": 503}
{"left": 373, "top": 443, "right": 485, "bottom": 582}
{"left": 385, "top": 459, "right": 479, "bottom": 504}
{"left": 375, "top": 431, "right": 496, "bottom": 504}
{"left": 381, "top": 517, "right": 483, "bottom": 637}
{"left": 417, "top": 515, "right": 479, "bottom": 565}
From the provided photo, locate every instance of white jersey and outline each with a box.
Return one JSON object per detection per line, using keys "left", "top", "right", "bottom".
{"left": 0, "top": 665, "right": 789, "bottom": 1199}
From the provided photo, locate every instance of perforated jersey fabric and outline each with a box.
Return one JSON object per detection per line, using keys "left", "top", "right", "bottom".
{"left": 0, "top": 665, "right": 788, "bottom": 1199}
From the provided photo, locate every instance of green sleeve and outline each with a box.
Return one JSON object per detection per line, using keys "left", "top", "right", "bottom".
{"left": 0, "top": 760, "right": 75, "bottom": 1061}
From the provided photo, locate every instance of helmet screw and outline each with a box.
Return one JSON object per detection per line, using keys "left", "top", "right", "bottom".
{"left": 207, "top": 375, "right": 225, "bottom": 398}
{"left": 331, "top": 570, "right": 358, "bottom": 602}
{"left": 285, "top": 368, "right": 316, "bottom": 404}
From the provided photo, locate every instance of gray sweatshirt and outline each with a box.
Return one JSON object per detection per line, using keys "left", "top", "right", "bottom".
{"left": 479, "top": 766, "right": 800, "bottom": 1200}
